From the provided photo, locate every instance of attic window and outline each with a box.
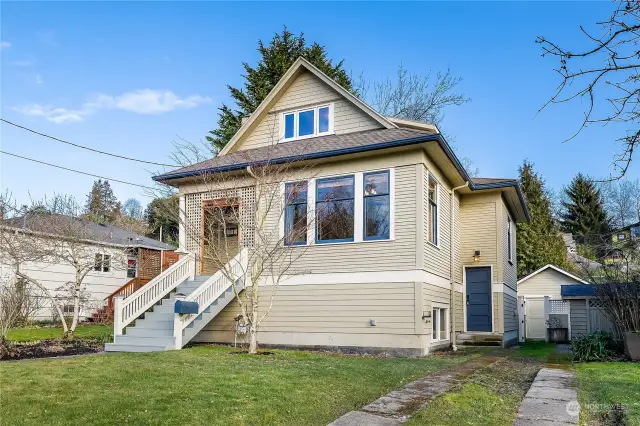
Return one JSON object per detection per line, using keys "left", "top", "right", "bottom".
{"left": 282, "top": 104, "right": 333, "bottom": 141}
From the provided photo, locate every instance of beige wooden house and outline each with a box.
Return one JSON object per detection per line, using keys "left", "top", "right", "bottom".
{"left": 106, "top": 58, "right": 530, "bottom": 355}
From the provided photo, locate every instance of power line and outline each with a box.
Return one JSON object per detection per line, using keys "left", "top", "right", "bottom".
{"left": 0, "top": 150, "right": 158, "bottom": 190}
{"left": 1, "top": 118, "right": 179, "bottom": 168}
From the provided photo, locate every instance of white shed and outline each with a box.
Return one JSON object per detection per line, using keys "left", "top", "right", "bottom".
{"left": 517, "top": 264, "right": 588, "bottom": 341}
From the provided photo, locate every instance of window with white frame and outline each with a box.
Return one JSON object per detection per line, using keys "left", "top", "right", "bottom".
{"left": 432, "top": 307, "right": 448, "bottom": 341}
{"left": 316, "top": 175, "right": 355, "bottom": 243}
{"left": 428, "top": 176, "right": 438, "bottom": 245}
{"left": 282, "top": 104, "right": 333, "bottom": 141}
{"left": 363, "top": 171, "right": 390, "bottom": 240}
{"left": 507, "top": 216, "right": 513, "bottom": 262}
{"left": 284, "top": 181, "right": 308, "bottom": 246}
{"left": 94, "top": 253, "right": 111, "bottom": 273}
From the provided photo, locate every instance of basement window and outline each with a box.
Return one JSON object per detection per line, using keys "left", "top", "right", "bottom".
{"left": 282, "top": 104, "right": 333, "bottom": 141}
{"left": 432, "top": 307, "right": 448, "bottom": 341}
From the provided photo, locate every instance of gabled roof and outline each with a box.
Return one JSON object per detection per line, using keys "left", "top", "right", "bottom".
{"left": 2, "top": 214, "right": 174, "bottom": 250}
{"left": 218, "top": 57, "right": 397, "bottom": 156}
{"left": 518, "top": 264, "right": 589, "bottom": 285}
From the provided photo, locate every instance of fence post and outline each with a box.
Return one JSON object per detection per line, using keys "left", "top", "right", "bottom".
{"left": 544, "top": 296, "right": 550, "bottom": 343}
{"left": 113, "top": 294, "right": 124, "bottom": 336}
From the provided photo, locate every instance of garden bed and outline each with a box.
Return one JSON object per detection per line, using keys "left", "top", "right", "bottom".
{"left": 1, "top": 338, "right": 104, "bottom": 361}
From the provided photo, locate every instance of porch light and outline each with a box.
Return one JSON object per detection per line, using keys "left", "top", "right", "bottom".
{"left": 473, "top": 250, "right": 481, "bottom": 262}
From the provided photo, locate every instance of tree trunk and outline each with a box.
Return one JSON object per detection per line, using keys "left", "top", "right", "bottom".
{"left": 248, "top": 326, "right": 258, "bottom": 354}
{"left": 16, "top": 271, "right": 69, "bottom": 337}
{"left": 248, "top": 289, "right": 259, "bottom": 354}
{"left": 69, "top": 271, "right": 82, "bottom": 339}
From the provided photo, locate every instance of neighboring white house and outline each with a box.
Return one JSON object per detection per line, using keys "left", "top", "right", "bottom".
{"left": 517, "top": 264, "right": 588, "bottom": 340}
{"left": 0, "top": 215, "right": 174, "bottom": 321}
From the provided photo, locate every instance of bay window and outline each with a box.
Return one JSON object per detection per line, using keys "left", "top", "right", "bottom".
{"left": 284, "top": 181, "right": 308, "bottom": 246}
{"left": 316, "top": 176, "right": 355, "bottom": 243}
{"left": 363, "top": 171, "right": 390, "bottom": 240}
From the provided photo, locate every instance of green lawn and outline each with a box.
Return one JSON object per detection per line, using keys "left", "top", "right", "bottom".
{"left": 407, "top": 343, "right": 550, "bottom": 426}
{"left": 0, "top": 345, "right": 478, "bottom": 426}
{"left": 576, "top": 362, "right": 640, "bottom": 426}
{"left": 6, "top": 325, "right": 111, "bottom": 342}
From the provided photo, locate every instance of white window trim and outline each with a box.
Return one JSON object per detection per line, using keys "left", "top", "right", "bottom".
{"left": 94, "top": 253, "right": 111, "bottom": 274}
{"left": 280, "top": 168, "right": 395, "bottom": 246}
{"left": 280, "top": 103, "right": 334, "bottom": 142}
{"left": 431, "top": 305, "right": 449, "bottom": 342}
{"left": 427, "top": 172, "right": 440, "bottom": 248}
{"left": 507, "top": 215, "right": 514, "bottom": 264}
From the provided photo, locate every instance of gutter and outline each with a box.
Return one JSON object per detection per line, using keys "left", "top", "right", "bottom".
{"left": 470, "top": 181, "right": 531, "bottom": 222}
{"left": 449, "top": 181, "right": 469, "bottom": 351}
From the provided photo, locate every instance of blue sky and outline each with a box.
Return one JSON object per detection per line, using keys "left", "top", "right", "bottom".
{"left": 1, "top": 1, "right": 635, "bottom": 208}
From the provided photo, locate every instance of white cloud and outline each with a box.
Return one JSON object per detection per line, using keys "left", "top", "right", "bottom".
{"left": 0, "top": 41, "right": 11, "bottom": 49}
{"left": 10, "top": 59, "right": 34, "bottom": 67}
{"left": 13, "top": 89, "right": 212, "bottom": 124}
{"left": 89, "top": 89, "right": 212, "bottom": 114}
{"left": 35, "top": 74, "right": 43, "bottom": 85}
{"left": 12, "top": 104, "right": 86, "bottom": 124}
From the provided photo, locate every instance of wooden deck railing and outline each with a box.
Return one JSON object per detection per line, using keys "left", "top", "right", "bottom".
{"left": 105, "top": 278, "right": 150, "bottom": 313}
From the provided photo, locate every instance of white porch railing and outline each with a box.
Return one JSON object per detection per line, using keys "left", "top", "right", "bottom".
{"left": 173, "top": 248, "right": 248, "bottom": 348}
{"left": 114, "top": 253, "right": 195, "bottom": 335}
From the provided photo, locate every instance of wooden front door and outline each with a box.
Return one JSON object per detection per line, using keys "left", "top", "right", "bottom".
{"left": 202, "top": 201, "right": 240, "bottom": 275}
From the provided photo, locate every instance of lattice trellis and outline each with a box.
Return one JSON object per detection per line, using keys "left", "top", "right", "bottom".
{"left": 589, "top": 299, "right": 604, "bottom": 308}
{"left": 184, "top": 186, "right": 256, "bottom": 254}
{"left": 549, "top": 299, "right": 570, "bottom": 314}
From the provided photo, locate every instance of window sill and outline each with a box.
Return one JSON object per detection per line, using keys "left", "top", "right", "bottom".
{"left": 284, "top": 238, "right": 395, "bottom": 248}
{"left": 427, "top": 241, "right": 440, "bottom": 250}
{"left": 282, "top": 131, "right": 335, "bottom": 143}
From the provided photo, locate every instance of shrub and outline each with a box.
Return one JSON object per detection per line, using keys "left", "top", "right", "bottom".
{"left": 571, "top": 331, "right": 623, "bottom": 362}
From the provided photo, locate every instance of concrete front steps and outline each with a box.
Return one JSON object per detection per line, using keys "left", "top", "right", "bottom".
{"left": 105, "top": 275, "right": 215, "bottom": 353}
{"left": 456, "top": 332, "right": 503, "bottom": 347}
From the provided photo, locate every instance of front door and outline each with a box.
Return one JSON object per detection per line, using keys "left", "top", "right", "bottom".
{"left": 202, "top": 201, "right": 240, "bottom": 275}
{"left": 466, "top": 267, "right": 492, "bottom": 332}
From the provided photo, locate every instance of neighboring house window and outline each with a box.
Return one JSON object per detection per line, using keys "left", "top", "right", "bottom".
{"left": 432, "top": 307, "right": 448, "bottom": 341}
{"left": 363, "top": 171, "right": 390, "bottom": 240}
{"left": 63, "top": 304, "right": 75, "bottom": 315}
{"left": 282, "top": 104, "right": 332, "bottom": 141}
{"left": 507, "top": 216, "right": 513, "bottom": 262}
{"left": 316, "top": 175, "right": 355, "bottom": 243}
{"left": 127, "top": 256, "right": 137, "bottom": 278}
{"left": 428, "top": 176, "right": 438, "bottom": 245}
{"left": 284, "top": 181, "right": 308, "bottom": 246}
{"left": 94, "top": 253, "right": 111, "bottom": 273}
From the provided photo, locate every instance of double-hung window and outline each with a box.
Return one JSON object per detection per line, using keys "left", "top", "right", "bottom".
{"left": 507, "top": 216, "right": 513, "bottom": 262}
{"left": 284, "top": 181, "right": 308, "bottom": 246}
{"left": 282, "top": 105, "right": 332, "bottom": 141}
{"left": 94, "top": 253, "right": 111, "bottom": 273}
{"left": 428, "top": 176, "right": 438, "bottom": 245}
{"left": 363, "top": 171, "right": 390, "bottom": 240}
{"left": 432, "top": 307, "right": 448, "bottom": 341}
{"left": 316, "top": 176, "right": 355, "bottom": 243}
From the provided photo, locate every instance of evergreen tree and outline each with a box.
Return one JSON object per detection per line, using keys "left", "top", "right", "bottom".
{"left": 517, "top": 161, "right": 573, "bottom": 278}
{"left": 144, "top": 196, "right": 179, "bottom": 245}
{"left": 561, "top": 174, "right": 610, "bottom": 244}
{"left": 206, "top": 27, "right": 353, "bottom": 152}
{"left": 84, "top": 180, "right": 121, "bottom": 223}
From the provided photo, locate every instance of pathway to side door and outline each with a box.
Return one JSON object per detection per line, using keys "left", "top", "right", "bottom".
{"left": 328, "top": 353, "right": 503, "bottom": 426}
{"left": 513, "top": 345, "right": 580, "bottom": 425}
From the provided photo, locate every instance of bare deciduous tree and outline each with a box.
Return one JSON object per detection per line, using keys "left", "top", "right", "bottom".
{"left": 600, "top": 178, "right": 640, "bottom": 228}
{"left": 154, "top": 141, "right": 324, "bottom": 354}
{"left": 0, "top": 195, "right": 126, "bottom": 338}
{"left": 537, "top": 0, "right": 640, "bottom": 177}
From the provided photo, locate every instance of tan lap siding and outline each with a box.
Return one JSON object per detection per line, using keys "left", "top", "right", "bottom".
{"left": 460, "top": 195, "right": 498, "bottom": 283}
{"left": 288, "top": 164, "right": 417, "bottom": 274}
{"left": 503, "top": 293, "right": 518, "bottom": 332}
{"left": 423, "top": 166, "right": 452, "bottom": 279}
{"left": 454, "top": 291, "right": 463, "bottom": 332}
{"left": 239, "top": 71, "right": 382, "bottom": 152}
{"left": 518, "top": 269, "right": 583, "bottom": 297}
{"left": 501, "top": 200, "right": 517, "bottom": 291}
{"left": 197, "top": 282, "right": 415, "bottom": 340}
{"left": 494, "top": 292, "right": 501, "bottom": 333}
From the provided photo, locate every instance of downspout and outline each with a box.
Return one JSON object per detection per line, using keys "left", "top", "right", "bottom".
{"left": 449, "top": 181, "right": 469, "bottom": 351}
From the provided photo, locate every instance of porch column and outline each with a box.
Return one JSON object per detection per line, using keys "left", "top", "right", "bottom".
{"left": 178, "top": 194, "right": 187, "bottom": 253}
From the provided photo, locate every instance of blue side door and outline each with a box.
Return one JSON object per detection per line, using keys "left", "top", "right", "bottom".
{"left": 466, "top": 267, "right": 492, "bottom": 332}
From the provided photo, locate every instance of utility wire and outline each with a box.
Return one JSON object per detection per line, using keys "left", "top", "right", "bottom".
{"left": 0, "top": 150, "right": 158, "bottom": 190}
{"left": 1, "top": 118, "right": 179, "bottom": 168}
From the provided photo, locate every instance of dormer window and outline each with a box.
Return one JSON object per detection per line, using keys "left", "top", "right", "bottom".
{"left": 282, "top": 104, "right": 333, "bottom": 141}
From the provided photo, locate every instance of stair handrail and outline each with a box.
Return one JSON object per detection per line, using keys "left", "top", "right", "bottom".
{"left": 114, "top": 252, "right": 195, "bottom": 335}
{"left": 173, "top": 248, "right": 248, "bottom": 347}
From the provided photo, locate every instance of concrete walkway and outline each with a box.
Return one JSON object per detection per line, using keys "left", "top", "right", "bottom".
{"left": 329, "top": 354, "right": 503, "bottom": 426}
{"left": 514, "top": 345, "right": 579, "bottom": 426}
